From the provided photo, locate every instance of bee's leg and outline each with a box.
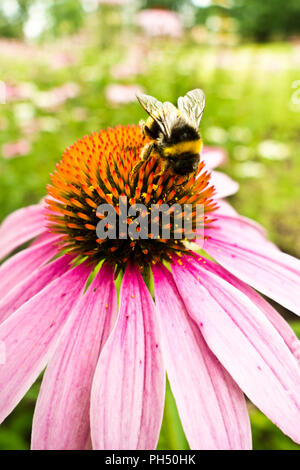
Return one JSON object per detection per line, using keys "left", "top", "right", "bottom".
{"left": 174, "top": 175, "right": 188, "bottom": 186}
{"left": 174, "top": 171, "right": 196, "bottom": 187}
{"left": 130, "top": 159, "right": 144, "bottom": 178}
{"left": 153, "top": 170, "right": 163, "bottom": 179}
{"left": 153, "top": 159, "right": 168, "bottom": 180}
{"left": 130, "top": 142, "right": 155, "bottom": 178}
{"left": 141, "top": 142, "right": 155, "bottom": 161}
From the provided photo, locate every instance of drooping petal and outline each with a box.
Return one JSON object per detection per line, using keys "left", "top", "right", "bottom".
{"left": 153, "top": 263, "right": 251, "bottom": 450}
{"left": 0, "top": 255, "right": 72, "bottom": 324}
{"left": 206, "top": 213, "right": 278, "bottom": 250}
{"left": 91, "top": 264, "right": 165, "bottom": 450}
{"left": 0, "top": 233, "right": 60, "bottom": 299}
{"left": 30, "top": 231, "right": 56, "bottom": 247}
{"left": 171, "top": 259, "right": 300, "bottom": 444}
{"left": 210, "top": 171, "right": 239, "bottom": 199}
{"left": 31, "top": 264, "right": 117, "bottom": 450}
{"left": 0, "top": 204, "right": 47, "bottom": 260}
{"left": 186, "top": 256, "right": 300, "bottom": 364}
{"left": 0, "top": 262, "right": 91, "bottom": 424}
{"left": 214, "top": 200, "right": 238, "bottom": 216}
{"left": 203, "top": 233, "right": 300, "bottom": 316}
{"left": 201, "top": 146, "right": 227, "bottom": 169}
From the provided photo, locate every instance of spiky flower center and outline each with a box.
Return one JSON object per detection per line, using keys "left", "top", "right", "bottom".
{"left": 46, "top": 125, "right": 217, "bottom": 272}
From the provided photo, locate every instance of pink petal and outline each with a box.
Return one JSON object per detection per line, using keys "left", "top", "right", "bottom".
{"left": 0, "top": 204, "right": 47, "bottom": 260}
{"left": 0, "top": 262, "right": 91, "bottom": 423}
{"left": 201, "top": 146, "right": 227, "bottom": 169}
{"left": 30, "top": 231, "right": 56, "bottom": 247}
{"left": 153, "top": 263, "right": 251, "bottom": 450}
{"left": 91, "top": 264, "right": 165, "bottom": 450}
{"left": 207, "top": 213, "right": 278, "bottom": 250}
{"left": 186, "top": 256, "right": 300, "bottom": 364}
{"left": 214, "top": 200, "right": 238, "bottom": 216}
{"left": 0, "top": 233, "right": 60, "bottom": 299}
{"left": 171, "top": 259, "right": 300, "bottom": 444}
{"left": 204, "top": 234, "right": 300, "bottom": 315}
{"left": 210, "top": 171, "right": 239, "bottom": 199}
{"left": 31, "top": 264, "right": 117, "bottom": 450}
{"left": 0, "top": 255, "right": 72, "bottom": 324}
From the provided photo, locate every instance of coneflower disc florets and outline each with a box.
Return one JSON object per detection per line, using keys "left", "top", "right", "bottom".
{"left": 46, "top": 125, "right": 217, "bottom": 272}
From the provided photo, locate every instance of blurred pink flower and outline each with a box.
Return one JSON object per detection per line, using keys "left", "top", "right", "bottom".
{"left": 105, "top": 84, "right": 144, "bottom": 105}
{"left": 49, "top": 52, "right": 77, "bottom": 70}
{"left": 135, "top": 9, "right": 183, "bottom": 38}
{"left": 112, "top": 62, "right": 143, "bottom": 79}
{"left": 0, "top": 39, "right": 37, "bottom": 61}
{"left": 0, "top": 38, "right": 84, "bottom": 68}
{"left": 2, "top": 140, "right": 31, "bottom": 159}
{"left": 112, "top": 45, "right": 147, "bottom": 79}
{"left": 5, "top": 83, "right": 26, "bottom": 102}
{"left": 35, "top": 83, "right": 80, "bottom": 111}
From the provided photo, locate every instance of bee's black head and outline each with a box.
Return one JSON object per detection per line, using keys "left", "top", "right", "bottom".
{"left": 168, "top": 153, "right": 200, "bottom": 175}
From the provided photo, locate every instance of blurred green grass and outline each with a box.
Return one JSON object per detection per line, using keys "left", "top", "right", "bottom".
{"left": 0, "top": 26, "right": 300, "bottom": 450}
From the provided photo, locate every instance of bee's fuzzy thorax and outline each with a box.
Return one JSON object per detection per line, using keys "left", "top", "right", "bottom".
{"left": 168, "top": 120, "right": 200, "bottom": 143}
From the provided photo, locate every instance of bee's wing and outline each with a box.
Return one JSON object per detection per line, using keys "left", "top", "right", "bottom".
{"left": 177, "top": 89, "right": 206, "bottom": 130}
{"left": 136, "top": 93, "right": 177, "bottom": 138}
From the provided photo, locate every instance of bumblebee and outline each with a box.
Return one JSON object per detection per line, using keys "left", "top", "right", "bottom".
{"left": 132, "top": 89, "right": 205, "bottom": 179}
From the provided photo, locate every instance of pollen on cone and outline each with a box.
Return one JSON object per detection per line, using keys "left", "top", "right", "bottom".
{"left": 46, "top": 125, "right": 216, "bottom": 272}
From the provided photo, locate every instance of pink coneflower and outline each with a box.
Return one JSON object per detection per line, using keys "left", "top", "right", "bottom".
{"left": 0, "top": 125, "right": 300, "bottom": 450}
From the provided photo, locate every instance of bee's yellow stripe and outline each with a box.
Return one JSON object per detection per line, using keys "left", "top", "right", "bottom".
{"left": 146, "top": 116, "right": 155, "bottom": 127}
{"left": 164, "top": 139, "right": 202, "bottom": 157}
